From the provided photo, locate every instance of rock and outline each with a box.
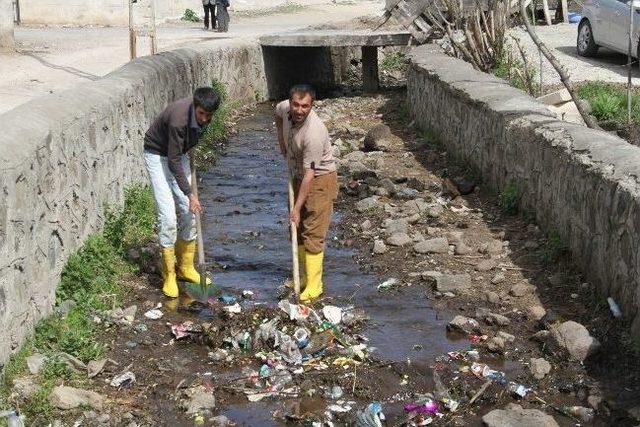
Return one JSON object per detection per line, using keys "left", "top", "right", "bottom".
{"left": 383, "top": 218, "right": 409, "bottom": 235}
{"left": 434, "top": 274, "right": 471, "bottom": 293}
{"left": 454, "top": 243, "right": 474, "bottom": 255}
{"left": 379, "top": 178, "right": 397, "bottom": 194}
{"left": 386, "top": 233, "right": 413, "bottom": 247}
{"left": 397, "top": 188, "right": 420, "bottom": 200}
{"left": 50, "top": 386, "right": 105, "bottom": 410}
{"left": 627, "top": 405, "right": 640, "bottom": 421}
{"left": 360, "top": 219, "right": 372, "bottom": 231}
{"left": 442, "top": 178, "right": 461, "bottom": 198}
{"left": 374, "top": 187, "right": 390, "bottom": 197}
{"left": 510, "top": 283, "right": 532, "bottom": 297}
{"left": 527, "top": 305, "right": 546, "bottom": 321}
{"left": 364, "top": 124, "right": 395, "bottom": 152}
{"left": 551, "top": 321, "right": 600, "bottom": 362}
{"left": 486, "top": 336, "right": 505, "bottom": 354}
{"left": 356, "top": 196, "right": 381, "bottom": 213}
{"left": 427, "top": 204, "right": 444, "bottom": 218}
{"left": 451, "top": 176, "right": 476, "bottom": 195}
{"left": 406, "top": 177, "right": 426, "bottom": 191}
{"left": 373, "top": 240, "right": 388, "bottom": 254}
{"left": 487, "top": 312, "right": 511, "bottom": 326}
{"left": 479, "top": 239, "right": 504, "bottom": 255}
{"left": 530, "top": 357, "right": 551, "bottom": 380}
{"left": 87, "top": 359, "right": 107, "bottom": 378}
{"left": 482, "top": 404, "right": 559, "bottom": 427}
{"left": 587, "top": 394, "right": 602, "bottom": 410}
{"left": 485, "top": 291, "right": 501, "bottom": 304}
{"left": 414, "top": 237, "right": 449, "bottom": 254}
{"left": 60, "top": 352, "right": 87, "bottom": 371}
{"left": 123, "top": 305, "right": 137, "bottom": 322}
{"left": 497, "top": 331, "right": 515, "bottom": 342}
{"left": 447, "top": 315, "right": 480, "bottom": 334}
{"left": 26, "top": 353, "right": 47, "bottom": 375}
{"left": 344, "top": 150, "right": 365, "bottom": 162}
{"left": 11, "top": 376, "right": 38, "bottom": 399}
{"left": 475, "top": 258, "right": 498, "bottom": 272}
{"left": 56, "top": 299, "right": 76, "bottom": 316}
{"left": 211, "top": 415, "right": 234, "bottom": 426}
{"left": 491, "top": 273, "right": 506, "bottom": 284}
{"left": 183, "top": 386, "right": 216, "bottom": 415}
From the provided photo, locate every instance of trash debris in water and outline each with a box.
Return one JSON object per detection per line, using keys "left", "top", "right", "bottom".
{"left": 242, "top": 290, "right": 255, "bottom": 299}
{"left": 110, "top": 371, "right": 136, "bottom": 388}
{"left": 322, "top": 305, "right": 343, "bottom": 325}
{"left": 144, "top": 303, "right": 164, "bottom": 320}
{"left": 223, "top": 303, "right": 242, "bottom": 314}
{"left": 171, "top": 321, "right": 202, "bottom": 340}
{"left": 219, "top": 295, "right": 237, "bottom": 305}
{"left": 356, "top": 402, "right": 385, "bottom": 427}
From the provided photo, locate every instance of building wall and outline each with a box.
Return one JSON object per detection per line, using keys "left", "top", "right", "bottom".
{"left": 0, "top": 0, "right": 14, "bottom": 51}
{"left": 408, "top": 44, "right": 640, "bottom": 336}
{"left": 0, "top": 39, "right": 267, "bottom": 364}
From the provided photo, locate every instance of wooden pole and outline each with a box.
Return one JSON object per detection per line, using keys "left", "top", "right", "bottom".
{"left": 190, "top": 154, "right": 207, "bottom": 289}
{"left": 288, "top": 179, "right": 301, "bottom": 299}
{"left": 561, "top": 0, "right": 569, "bottom": 23}
{"left": 128, "top": 0, "right": 137, "bottom": 59}
{"left": 149, "top": 0, "right": 157, "bottom": 55}
{"left": 628, "top": 0, "right": 634, "bottom": 125}
{"left": 541, "top": 0, "right": 552, "bottom": 25}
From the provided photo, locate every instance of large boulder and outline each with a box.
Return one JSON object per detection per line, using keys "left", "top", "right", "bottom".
{"left": 482, "top": 404, "right": 559, "bottom": 427}
{"left": 363, "top": 124, "right": 396, "bottom": 152}
{"left": 433, "top": 274, "right": 471, "bottom": 293}
{"left": 551, "top": 321, "right": 600, "bottom": 362}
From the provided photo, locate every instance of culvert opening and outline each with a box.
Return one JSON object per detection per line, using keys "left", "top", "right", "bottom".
{"left": 259, "top": 30, "right": 413, "bottom": 99}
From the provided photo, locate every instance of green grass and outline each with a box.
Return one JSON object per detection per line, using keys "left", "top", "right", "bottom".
{"left": 577, "top": 82, "right": 640, "bottom": 125}
{"left": 234, "top": 2, "right": 306, "bottom": 17}
{"left": 181, "top": 8, "right": 201, "bottom": 22}
{"left": 0, "top": 184, "right": 156, "bottom": 423}
{"left": 380, "top": 52, "right": 408, "bottom": 72}
{"left": 498, "top": 182, "right": 519, "bottom": 215}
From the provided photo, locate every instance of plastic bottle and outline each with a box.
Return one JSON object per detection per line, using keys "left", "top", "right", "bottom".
{"left": 5, "top": 411, "right": 24, "bottom": 427}
{"left": 559, "top": 405, "right": 595, "bottom": 423}
{"left": 269, "top": 371, "right": 293, "bottom": 390}
{"left": 607, "top": 297, "right": 622, "bottom": 318}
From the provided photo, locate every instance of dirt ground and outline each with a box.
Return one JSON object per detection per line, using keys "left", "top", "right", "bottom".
{"left": 0, "top": 0, "right": 381, "bottom": 115}
{"left": 9, "top": 86, "right": 640, "bottom": 426}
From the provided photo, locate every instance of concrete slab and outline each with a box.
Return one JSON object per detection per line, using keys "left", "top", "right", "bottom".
{"left": 259, "top": 30, "right": 412, "bottom": 47}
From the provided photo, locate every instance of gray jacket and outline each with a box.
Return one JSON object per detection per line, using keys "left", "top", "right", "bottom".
{"left": 202, "top": 0, "right": 214, "bottom": 5}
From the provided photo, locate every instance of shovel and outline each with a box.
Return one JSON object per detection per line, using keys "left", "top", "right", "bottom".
{"left": 185, "top": 153, "right": 220, "bottom": 300}
{"left": 288, "top": 176, "right": 301, "bottom": 300}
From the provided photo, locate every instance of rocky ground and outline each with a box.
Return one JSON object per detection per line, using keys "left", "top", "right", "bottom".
{"left": 6, "top": 91, "right": 640, "bottom": 426}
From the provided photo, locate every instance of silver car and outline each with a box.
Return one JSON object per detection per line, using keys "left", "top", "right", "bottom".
{"left": 577, "top": 0, "right": 640, "bottom": 58}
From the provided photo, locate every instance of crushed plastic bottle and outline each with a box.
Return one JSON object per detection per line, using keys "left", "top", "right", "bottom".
{"left": 356, "top": 402, "right": 385, "bottom": 427}
{"left": 269, "top": 371, "right": 293, "bottom": 390}
{"left": 1, "top": 410, "right": 25, "bottom": 427}
{"left": 558, "top": 405, "right": 595, "bottom": 423}
{"left": 403, "top": 400, "right": 439, "bottom": 415}
{"left": 507, "top": 382, "right": 529, "bottom": 398}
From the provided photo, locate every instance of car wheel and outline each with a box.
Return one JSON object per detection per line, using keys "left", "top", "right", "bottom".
{"left": 577, "top": 19, "right": 599, "bottom": 57}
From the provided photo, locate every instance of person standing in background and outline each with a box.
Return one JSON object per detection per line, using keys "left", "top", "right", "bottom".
{"left": 216, "top": 0, "right": 230, "bottom": 32}
{"left": 203, "top": 0, "right": 216, "bottom": 30}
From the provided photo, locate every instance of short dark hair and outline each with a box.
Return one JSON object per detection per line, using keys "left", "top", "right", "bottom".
{"left": 193, "top": 87, "right": 221, "bottom": 112}
{"left": 289, "top": 84, "right": 316, "bottom": 101}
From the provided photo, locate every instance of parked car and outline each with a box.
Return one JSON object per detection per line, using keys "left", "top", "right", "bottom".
{"left": 577, "top": 0, "right": 640, "bottom": 59}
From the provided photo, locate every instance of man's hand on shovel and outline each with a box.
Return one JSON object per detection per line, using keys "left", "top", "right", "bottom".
{"left": 188, "top": 194, "right": 203, "bottom": 214}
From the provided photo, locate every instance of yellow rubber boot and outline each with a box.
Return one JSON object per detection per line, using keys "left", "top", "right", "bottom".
{"left": 298, "top": 245, "right": 307, "bottom": 291}
{"left": 161, "top": 247, "right": 179, "bottom": 298}
{"left": 300, "top": 251, "right": 324, "bottom": 303}
{"left": 175, "top": 239, "right": 211, "bottom": 285}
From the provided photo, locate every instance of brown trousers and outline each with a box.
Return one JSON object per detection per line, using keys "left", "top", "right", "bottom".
{"left": 293, "top": 172, "right": 338, "bottom": 254}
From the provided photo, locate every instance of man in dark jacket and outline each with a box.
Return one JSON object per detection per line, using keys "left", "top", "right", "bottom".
{"left": 144, "top": 87, "right": 220, "bottom": 298}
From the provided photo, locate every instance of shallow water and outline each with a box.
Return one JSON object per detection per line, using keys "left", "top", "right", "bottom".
{"left": 196, "top": 105, "right": 468, "bottom": 424}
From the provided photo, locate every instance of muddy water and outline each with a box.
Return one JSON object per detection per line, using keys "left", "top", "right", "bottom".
{"left": 195, "top": 105, "right": 467, "bottom": 424}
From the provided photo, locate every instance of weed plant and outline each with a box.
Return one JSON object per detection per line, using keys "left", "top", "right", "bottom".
{"left": 577, "top": 82, "right": 640, "bottom": 125}
{"left": 498, "top": 183, "right": 519, "bottom": 215}
{"left": 181, "top": 8, "right": 201, "bottom": 22}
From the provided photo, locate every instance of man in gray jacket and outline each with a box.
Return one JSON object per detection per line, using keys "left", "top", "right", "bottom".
{"left": 144, "top": 87, "right": 220, "bottom": 297}
{"left": 202, "top": 0, "right": 216, "bottom": 30}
